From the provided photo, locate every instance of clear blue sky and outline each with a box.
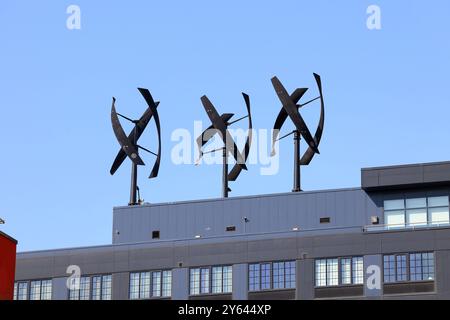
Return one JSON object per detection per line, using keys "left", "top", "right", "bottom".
{"left": 1, "top": 1, "right": 449, "bottom": 252}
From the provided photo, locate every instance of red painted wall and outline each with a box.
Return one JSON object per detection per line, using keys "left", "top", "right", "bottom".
{"left": 0, "top": 232, "right": 17, "bottom": 300}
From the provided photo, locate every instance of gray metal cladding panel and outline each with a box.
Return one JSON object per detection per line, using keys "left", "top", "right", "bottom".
{"left": 112, "top": 189, "right": 374, "bottom": 245}
{"left": 383, "top": 282, "right": 435, "bottom": 295}
{"left": 315, "top": 285, "right": 364, "bottom": 299}
{"left": 189, "top": 294, "right": 232, "bottom": 300}
{"left": 16, "top": 228, "right": 450, "bottom": 288}
{"left": 379, "top": 167, "right": 424, "bottom": 186}
{"left": 128, "top": 247, "right": 175, "bottom": 271}
{"left": 362, "top": 161, "right": 450, "bottom": 190}
{"left": 186, "top": 242, "right": 246, "bottom": 267}
{"left": 424, "top": 163, "right": 450, "bottom": 183}
{"left": 248, "top": 290, "right": 295, "bottom": 300}
{"left": 246, "top": 238, "right": 298, "bottom": 263}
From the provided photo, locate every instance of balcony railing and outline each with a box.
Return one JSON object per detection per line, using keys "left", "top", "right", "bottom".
{"left": 363, "top": 220, "right": 450, "bottom": 232}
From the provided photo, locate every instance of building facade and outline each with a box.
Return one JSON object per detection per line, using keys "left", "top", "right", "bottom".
{"left": 14, "top": 161, "right": 450, "bottom": 300}
{"left": 1, "top": 231, "right": 17, "bottom": 300}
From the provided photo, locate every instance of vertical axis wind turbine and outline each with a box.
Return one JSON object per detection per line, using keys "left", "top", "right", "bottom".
{"left": 196, "top": 93, "right": 253, "bottom": 198}
{"left": 271, "top": 73, "right": 324, "bottom": 192}
{"left": 110, "top": 88, "right": 162, "bottom": 205}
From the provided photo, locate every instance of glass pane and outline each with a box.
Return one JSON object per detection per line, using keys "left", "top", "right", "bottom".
{"left": 200, "top": 268, "right": 210, "bottom": 294}
{"left": 406, "top": 198, "right": 426, "bottom": 209}
{"left": 273, "top": 262, "right": 285, "bottom": 289}
{"left": 248, "top": 264, "right": 260, "bottom": 291}
{"left": 41, "top": 280, "right": 52, "bottom": 300}
{"left": 152, "top": 271, "right": 161, "bottom": 297}
{"left": 101, "top": 275, "right": 112, "bottom": 300}
{"left": 326, "top": 259, "right": 339, "bottom": 286}
{"left": 406, "top": 209, "right": 427, "bottom": 226}
{"left": 423, "top": 252, "right": 435, "bottom": 280}
{"left": 410, "top": 254, "right": 422, "bottom": 281}
{"left": 429, "top": 207, "right": 450, "bottom": 225}
{"left": 261, "top": 263, "right": 271, "bottom": 290}
{"left": 211, "top": 267, "right": 223, "bottom": 294}
{"left": 190, "top": 268, "right": 200, "bottom": 295}
{"left": 428, "top": 196, "right": 448, "bottom": 207}
{"left": 340, "top": 259, "right": 352, "bottom": 285}
{"left": 79, "top": 277, "right": 90, "bottom": 300}
{"left": 162, "top": 270, "right": 172, "bottom": 297}
{"left": 13, "top": 283, "right": 18, "bottom": 300}
{"left": 352, "top": 257, "right": 364, "bottom": 285}
{"left": 140, "top": 272, "right": 150, "bottom": 299}
{"left": 396, "top": 255, "right": 407, "bottom": 282}
{"left": 383, "top": 255, "right": 396, "bottom": 283}
{"left": 315, "top": 260, "right": 326, "bottom": 287}
{"left": 222, "top": 266, "right": 232, "bottom": 293}
{"left": 129, "top": 273, "right": 140, "bottom": 300}
{"left": 91, "top": 276, "right": 101, "bottom": 300}
{"left": 384, "top": 199, "right": 404, "bottom": 210}
{"left": 285, "top": 261, "right": 296, "bottom": 289}
{"left": 385, "top": 210, "right": 405, "bottom": 228}
{"left": 30, "top": 281, "right": 41, "bottom": 300}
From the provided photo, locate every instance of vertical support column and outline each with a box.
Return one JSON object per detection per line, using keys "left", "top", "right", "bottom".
{"left": 222, "top": 147, "right": 228, "bottom": 198}
{"left": 364, "top": 255, "right": 383, "bottom": 299}
{"left": 129, "top": 163, "right": 138, "bottom": 205}
{"left": 436, "top": 250, "right": 450, "bottom": 297}
{"left": 232, "top": 264, "right": 248, "bottom": 300}
{"left": 172, "top": 268, "right": 189, "bottom": 300}
{"left": 112, "top": 272, "right": 130, "bottom": 300}
{"left": 292, "top": 130, "right": 301, "bottom": 192}
{"left": 296, "top": 258, "right": 314, "bottom": 300}
{"left": 52, "top": 277, "right": 68, "bottom": 300}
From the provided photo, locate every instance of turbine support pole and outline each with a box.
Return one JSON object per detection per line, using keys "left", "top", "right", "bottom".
{"left": 129, "top": 122, "right": 139, "bottom": 205}
{"left": 129, "top": 161, "right": 138, "bottom": 205}
{"left": 293, "top": 130, "right": 302, "bottom": 192}
{"left": 222, "top": 147, "right": 229, "bottom": 198}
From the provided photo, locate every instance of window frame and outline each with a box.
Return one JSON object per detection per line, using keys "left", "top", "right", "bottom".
{"left": 189, "top": 265, "right": 233, "bottom": 296}
{"left": 128, "top": 269, "right": 172, "bottom": 299}
{"left": 14, "top": 279, "right": 52, "bottom": 301}
{"left": 68, "top": 274, "right": 112, "bottom": 300}
{"left": 382, "top": 252, "right": 435, "bottom": 284}
{"left": 314, "top": 256, "right": 364, "bottom": 288}
{"left": 383, "top": 196, "right": 450, "bottom": 229}
{"left": 248, "top": 260, "right": 296, "bottom": 292}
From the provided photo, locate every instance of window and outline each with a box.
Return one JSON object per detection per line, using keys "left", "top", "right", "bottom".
{"left": 396, "top": 255, "right": 407, "bottom": 281}
{"left": 29, "top": 280, "right": 52, "bottom": 300}
{"left": 211, "top": 266, "right": 232, "bottom": 294}
{"left": 13, "top": 282, "right": 28, "bottom": 300}
{"left": 129, "top": 270, "right": 171, "bottom": 299}
{"left": 70, "top": 275, "right": 111, "bottom": 300}
{"left": 249, "top": 263, "right": 260, "bottom": 291}
{"left": 190, "top": 268, "right": 200, "bottom": 295}
{"left": 261, "top": 263, "right": 271, "bottom": 290}
{"left": 152, "top": 271, "right": 161, "bottom": 297}
{"left": 326, "top": 259, "right": 339, "bottom": 286}
{"left": 340, "top": 258, "right": 352, "bottom": 285}
{"left": 315, "top": 260, "right": 327, "bottom": 287}
{"left": 383, "top": 252, "right": 435, "bottom": 283}
{"left": 411, "top": 252, "right": 434, "bottom": 281}
{"left": 101, "top": 275, "right": 112, "bottom": 300}
{"left": 162, "top": 270, "right": 172, "bottom": 297}
{"left": 315, "top": 257, "right": 363, "bottom": 287}
{"left": 129, "top": 272, "right": 150, "bottom": 300}
{"left": 384, "top": 196, "right": 449, "bottom": 229}
{"left": 69, "top": 276, "right": 91, "bottom": 300}
{"left": 248, "top": 261, "right": 296, "bottom": 291}
{"left": 352, "top": 257, "right": 364, "bottom": 284}
{"left": 89, "top": 275, "right": 112, "bottom": 300}
{"left": 190, "top": 266, "right": 232, "bottom": 296}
